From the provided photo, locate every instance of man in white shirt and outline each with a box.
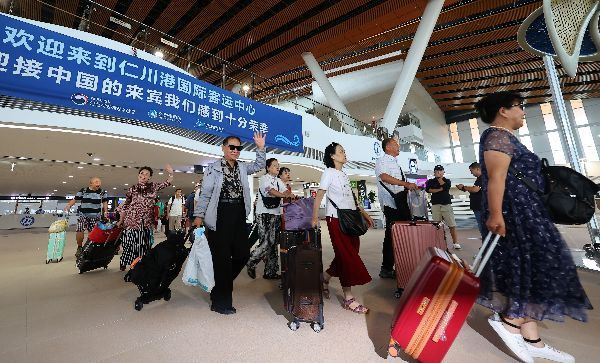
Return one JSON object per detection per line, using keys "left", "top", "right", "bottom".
{"left": 167, "top": 188, "right": 185, "bottom": 232}
{"left": 375, "top": 138, "right": 417, "bottom": 279}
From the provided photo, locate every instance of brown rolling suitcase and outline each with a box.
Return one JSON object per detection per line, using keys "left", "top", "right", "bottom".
{"left": 279, "top": 228, "right": 324, "bottom": 333}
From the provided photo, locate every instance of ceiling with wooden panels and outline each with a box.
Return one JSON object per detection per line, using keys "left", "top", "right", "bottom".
{"left": 4, "top": 0, "right": 600, "bottom": 122}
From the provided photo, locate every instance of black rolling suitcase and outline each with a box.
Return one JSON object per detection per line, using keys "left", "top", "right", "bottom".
{"left": 280, "top": 228, "right": 324, "bottom": 333}
{"left": 76, "top": 225, "right": 122, "bottom": 274}
{"left": 124, "top": 230, "right": 190, "bottom": 310}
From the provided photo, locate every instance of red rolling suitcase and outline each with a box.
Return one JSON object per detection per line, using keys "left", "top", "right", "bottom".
{"left": 388, "top": 233, "right": 501, "bottom": 362}
{"left": 391, "top": 221, "right": 447, "bottom": 296}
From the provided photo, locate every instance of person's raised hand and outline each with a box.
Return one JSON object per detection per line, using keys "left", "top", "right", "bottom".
{"left": 253, "top": 131, "right": 266, "bottom": 150}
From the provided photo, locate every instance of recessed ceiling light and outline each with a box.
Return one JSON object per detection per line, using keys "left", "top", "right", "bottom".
{"left": 93, "top": 157, "right": 100, "bottom": 161}
{"left": 154, "top": 50, "right": 164, "bottom": 58}
{"left": 77, "top": 166, "right": 84, "bottom": 169}
{"left": 62, "top": 181, "right": 66, "bottom": 184}
{"left": 124, "top": 183, "right": 129, "bottom": 186}
{"left": 159, "top": 172, "right": 164, "bottom": 175}
{"left": 68, "top": 175, "right": 73, "bottom": 178}
{"left": 113, "top": 187, "right": 116, "bottom": 190}
{"left": 53, "top": 189, "right": 57, "bottom": 192}
{"left": 296, "top": 177, "right": 300, "bottom": 180}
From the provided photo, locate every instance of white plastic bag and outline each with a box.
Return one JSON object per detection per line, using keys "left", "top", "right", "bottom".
{"left": 182, "top": 228, "right": 214, "bottom": 292}
{"left": 408, "top": 189, "right": 429, "bottom": 219}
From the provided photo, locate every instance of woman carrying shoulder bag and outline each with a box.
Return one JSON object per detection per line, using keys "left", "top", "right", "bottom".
{"left": 246, "top": 158, "right": 292, "bottom": 280}
{"left": 475, "top": 92, "right": 591, "bottom": 363}
{"left": 311, "top": 142, "right": 373, "bottom": 314}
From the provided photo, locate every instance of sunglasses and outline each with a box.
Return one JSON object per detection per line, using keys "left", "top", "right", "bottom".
{"left": 227, "top": 145, "right": 243, "bottom": 151}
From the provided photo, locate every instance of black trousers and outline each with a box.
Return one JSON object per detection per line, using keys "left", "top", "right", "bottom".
{"left": 382, "top": 205, "right": 410, "bottom": 271}
{"left": 204, "top": 202, "right": 249, "bottom": 309}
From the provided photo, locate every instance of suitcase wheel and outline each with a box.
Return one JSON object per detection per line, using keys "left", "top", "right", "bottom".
{"left": 311, "top": 323, "right": 323, "bottom": 333}
{"left": 104, "top": 266, "right": 108, "bottom": 269}
{"left": 388, "top": 338, "right": 401, "bottom": 358}
{"left": 394, "top": 288, "right": 403, "bottom": 299}
{"left": 58, "top": 257, "right": 63, "bottom": 262}
{"left": 163, "top": 289, "right": 172, "bottom": 301}
{"left": 45, "top": 260, "right": 50, "bottom": 264}
{"left": 79, "top": 270, "right": 83, "bottom": 274}
{"left": 134, "top": 299, "right": 143, "bottom": 311}
{"left": 288, "top": 320, "right": 299, "bottom": 331}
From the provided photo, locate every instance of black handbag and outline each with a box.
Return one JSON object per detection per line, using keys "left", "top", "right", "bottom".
{"left": 379, "top": 181, "right": 409, "bottom": 213}
{"left": 259, "top": 188, "right": 282, "bottom": 209}
{"left": 328, "top": 193, "right": 369, "bottom": 236}
{"left": 509, "top": 158, "right": 599, "bottom": 225}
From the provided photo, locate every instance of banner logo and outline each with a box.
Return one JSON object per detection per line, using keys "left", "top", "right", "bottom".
{"left": 71, "top": 93, "right": 88, "bottom": 105}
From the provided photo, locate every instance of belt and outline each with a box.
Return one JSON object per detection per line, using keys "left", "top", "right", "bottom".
{"left": 219, "top": 198, "right": 244, "bottom": 204}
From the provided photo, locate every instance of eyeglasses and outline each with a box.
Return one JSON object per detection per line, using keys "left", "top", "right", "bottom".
{"left": 511, "top": 103, "right": 525, "bottom": 110}
{"left": 227, "top": 145, "right": 243, "bottom": 151}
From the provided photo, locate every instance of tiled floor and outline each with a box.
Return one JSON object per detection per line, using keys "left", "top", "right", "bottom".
{"left": 0, "top": 225, "right": 598, "bottom": 362}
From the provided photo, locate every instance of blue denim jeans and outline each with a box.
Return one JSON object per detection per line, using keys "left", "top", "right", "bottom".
{"left": 473, "top": 210, "right": 487, "bottom": 239}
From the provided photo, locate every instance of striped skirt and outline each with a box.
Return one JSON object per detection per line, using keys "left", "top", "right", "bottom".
{"left": 120, "top": 228, "right": 153, "bottom": 268}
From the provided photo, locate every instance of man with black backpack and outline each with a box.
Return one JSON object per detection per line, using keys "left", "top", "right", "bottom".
{"left": 167, "top": 188, "right": 185, "bottom": 233}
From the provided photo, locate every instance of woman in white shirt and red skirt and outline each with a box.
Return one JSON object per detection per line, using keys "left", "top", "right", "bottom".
{"left": 311, "top": 142, "right": 373, "bottom": 314}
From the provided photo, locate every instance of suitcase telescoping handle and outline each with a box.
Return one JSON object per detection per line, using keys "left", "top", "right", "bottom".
{"left": 471, "top": 232, "right": 501, "bottom": 277}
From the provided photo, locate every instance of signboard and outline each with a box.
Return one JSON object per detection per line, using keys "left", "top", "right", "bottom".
{"left": 0, "top": 14, "right": 303, "bottom": 152}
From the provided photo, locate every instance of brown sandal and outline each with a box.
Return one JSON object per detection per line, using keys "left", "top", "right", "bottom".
{"left": 342, "top": 297, "right": 369, "bottom": 314}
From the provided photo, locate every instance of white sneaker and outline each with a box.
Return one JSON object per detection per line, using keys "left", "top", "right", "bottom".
{"left": 453, "top": 243, "right": 462, "bottom": 250}
{"left": 488, "top": 314, "right": 533, "bottom": 363}
{"left": 526, "top": 343, "right": 575, "bottom": 363}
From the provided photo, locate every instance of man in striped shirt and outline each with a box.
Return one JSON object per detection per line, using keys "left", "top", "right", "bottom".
{"left": 64, "top": 177, "right": 109, "bottom": 258}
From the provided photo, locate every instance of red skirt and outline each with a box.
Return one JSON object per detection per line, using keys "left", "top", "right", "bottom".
{"left": 325, "top": 217, "right": 372, "bottom": 287}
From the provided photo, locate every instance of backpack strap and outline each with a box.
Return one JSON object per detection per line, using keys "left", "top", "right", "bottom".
{"left": 508, "top": 165, "right": 540, "bottom": 193}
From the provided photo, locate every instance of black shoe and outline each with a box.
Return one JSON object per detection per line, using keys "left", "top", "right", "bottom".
{"left": 247, "top": 266, "right": 256, "bottom": 279}
{"left": 263, "top": 273, "right": 281, "bottom": 280}
{"left": 75, "top": 246, "right": 83, "bottom": 259}
{"left": 210, "top": 305, "right": 236, "bottom": 315}
{"left": 379, "top": 269, "right": 395, "bottom": 279}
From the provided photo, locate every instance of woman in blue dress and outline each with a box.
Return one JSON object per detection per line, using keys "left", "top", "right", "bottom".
{"left": 475, "top": 92, "right": 591, "bottom": 363}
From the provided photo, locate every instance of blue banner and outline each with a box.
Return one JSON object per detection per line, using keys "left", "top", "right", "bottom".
{"left": 0, "top": 14, "right": 303, "bottom": 152}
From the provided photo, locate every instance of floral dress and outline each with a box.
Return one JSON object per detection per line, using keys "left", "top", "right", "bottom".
{"left": 477, "top": 127, "right": 591, "bottom": 322}
{"left": 118, "top": 180, "right": 171, "bottom": 267}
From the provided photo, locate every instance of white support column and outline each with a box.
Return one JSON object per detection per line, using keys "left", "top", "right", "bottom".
{"left": 379, "top": 0, "right": 444, "bottom": 134}
{"left": 543, "top": 55, "right": 599, "bottom": 244}
{"left": 301, "top": 52, "right": 358, "bottom": 134}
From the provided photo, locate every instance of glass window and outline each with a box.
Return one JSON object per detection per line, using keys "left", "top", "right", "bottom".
{"left": 577, "top": 126, "right": 599, "bottom": 161}
{"left": 520, "top": 135, "right": 533, "bottom": 152}
{"left": 469, "top": 118, "right": 480, "bottom": 143}
{"left": 571, "top": 99, "right": 589, "bottom": 126}
{"left": 449, "top": 122, "right": 460, "bottom": 145}
{"left": 473, "top": 143, "right": 480, "bottom": 161}
{"left": 453, "top": 146, "right": 463, "bottom": 163}
{"left": 547, "top": 131, "right": 567, "bottom": 164}
{"left": 519, "top": 119, "right": 530, "bottom": 136}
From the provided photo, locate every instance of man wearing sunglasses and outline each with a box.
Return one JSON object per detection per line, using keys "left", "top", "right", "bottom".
{"left": 193, "top": 131, "right": 266, "bottom": 315}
